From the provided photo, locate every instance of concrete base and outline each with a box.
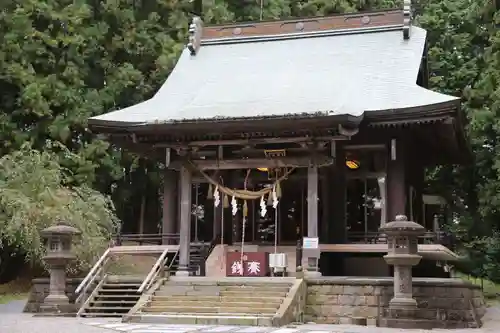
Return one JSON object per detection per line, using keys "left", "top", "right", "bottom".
{"left": 44, "top": 294, "right": 70, "bottom": 304}
{"left": 389, "top": 297, "right": 418, "bottom": 310}
{"left": 379, "top": 317, "right": 435, "bottom": 330}
{"left": 39, "top": 302, "right": 76, "bottom": 315}
{"left": 351, "top": 317, "right": 367, "bottom": 326}
{"left": 175, "top": 270, "right": 190, "bottom": 277}
{"left": 304, "top": 271, "right": 322, "bottom": 278}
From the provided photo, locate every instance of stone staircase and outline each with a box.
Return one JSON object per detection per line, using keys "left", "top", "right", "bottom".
{"left": 78, "top": 276, "right": 142, "bottom": 317}
{"left": 126, "top": 277, "right": 301, "bottom": 326}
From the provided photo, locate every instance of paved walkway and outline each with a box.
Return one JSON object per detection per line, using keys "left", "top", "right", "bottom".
{"left": 1, "top": 299, "right": 500, "bottom": 333}
{"left": 84, "top": 321, "right": 497, "bottom": 333}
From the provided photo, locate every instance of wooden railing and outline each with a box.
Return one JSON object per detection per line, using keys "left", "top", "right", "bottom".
{"left": 114, "top": 233, "right": 180, "bottom": 246}
{"left": 347, "top": 231, "right": 454, "bottom": 247}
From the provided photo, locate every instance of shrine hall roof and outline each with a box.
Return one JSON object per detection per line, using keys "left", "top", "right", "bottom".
{"left": 89, "top": 9, "right": 460, "bottom": 129}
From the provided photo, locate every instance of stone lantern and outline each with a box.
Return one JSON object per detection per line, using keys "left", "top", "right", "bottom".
{"left": 40, "top": 224, "right": 81, "bottom": 313}
{"left": 379, "top": 215, "right": 425, "bottom": 323}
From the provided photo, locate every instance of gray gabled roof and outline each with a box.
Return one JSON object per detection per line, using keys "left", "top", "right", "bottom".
{"left": 89, "top": 24, "right": 459, "bottom": 127}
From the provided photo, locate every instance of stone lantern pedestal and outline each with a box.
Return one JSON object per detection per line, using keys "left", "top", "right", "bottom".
{"left": 40, "top": 224, "right": 81, "bottom": 314}
{"left": 379, "top": 215, "right": 430, "bottom": 329}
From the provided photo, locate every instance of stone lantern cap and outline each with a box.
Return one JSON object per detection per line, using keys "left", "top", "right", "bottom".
{"left": 379, "top": 215, "right": 425, "bottom": 236}
{"left": 41, "top": 224, "right": 81, "bottom": 239}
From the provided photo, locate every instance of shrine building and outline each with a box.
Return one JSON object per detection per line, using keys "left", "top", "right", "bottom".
{"left": 88, "top": 5, "right": 468, "bottom": 278}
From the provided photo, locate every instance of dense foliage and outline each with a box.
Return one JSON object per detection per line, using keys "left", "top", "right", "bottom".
{"left": 0, "top": 143, "right": 118, "bottom": 274}
{"left": 0, "top": 0, "right": 499, "bottom": 280}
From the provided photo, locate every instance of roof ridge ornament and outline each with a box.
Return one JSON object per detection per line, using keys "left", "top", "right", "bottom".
{"left": 187, "top": 16, "right": 203, "bottom": 56}
{"left": 403, "top": 0, "right": 411, "bottom": 40}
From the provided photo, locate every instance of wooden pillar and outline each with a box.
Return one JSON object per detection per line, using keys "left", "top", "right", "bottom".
{"left": 328, "top": 146, "right": 346, "bottom": 276}
{"left": 162, "top": 170, "right": 178, "bottom": 245}
{"left": 177, "top": 165, "right": 192, "bottom": 275}
{"left": 410, "top": 155, "right": 424, "bottom": 226}
{"left": 320, "top": 168, "right": 329, "bottom": 243}
{"left": 330, "top": 146, "right": 346, "bottom": 243}
{"left": 387, "top": 138, "right": 406, "bottom": 221}
{"left": 213, "top": 203, "right": 222, "bottom": 240}
{"left": 212, "top": 171, "right": 227, "bottom": 241}
{"left": 307, "top": 165, "right": 319, "bottom": 237}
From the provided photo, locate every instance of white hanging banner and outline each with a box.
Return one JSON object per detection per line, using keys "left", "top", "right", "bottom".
{"left": 272, "top": 185, "right": 279, "bottom": 209}
{"left": 231, "top": 196, "right": 238, "bottom": 216}
{"left": 213, "top": 185, "right": 220, "bottom": 207}
{"left": 260, "top": 195, "right": 267, "bottom": 217}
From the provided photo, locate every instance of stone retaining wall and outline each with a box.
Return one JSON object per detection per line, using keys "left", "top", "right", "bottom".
{"left": 23, "top": 278, "right": 83, "bottom": 313}
{"left": 305, "top": 277, "right": 486, "bottom": 329}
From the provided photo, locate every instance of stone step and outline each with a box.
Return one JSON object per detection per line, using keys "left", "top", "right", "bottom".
{"left": 220, "top": 286, "right": 290, "bottom": 292}
{"left": 134, "top": 313, "right": 274, "bottom": 326}
{"left": 81, "top": 312, "right": 124, "bottom": 317}
{"left": 218, "top": 290, "right": 287, "bottom": 297}
{"left": 98, "top": 289, "right": 140, "bottom": 293}
{"left": 103, "top": 283, "right": 141, "bottom": 287}
{"left": 91, "top": 300, "right": 138, "bottom": 305}
{"left": 148, "top": 300, "right": 281, "bottom": 308}
{"left": 151, "top": 295, "right": 283, "bottom": 303}
{"left": 164, "top": 281, "right": 292, "bottom": 287}
{"left": 94, "top": 294, "right": 140, "bottom": 298}
{"left": 86, "top": 306, "right": 132, "bottom": 311}
{"left": 142, "top": 306, "right": 278, "bottom": 314}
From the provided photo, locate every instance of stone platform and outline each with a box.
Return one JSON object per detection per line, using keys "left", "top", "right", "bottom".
{"left": 306, "top": 277, "right": 486, "bottom": 329}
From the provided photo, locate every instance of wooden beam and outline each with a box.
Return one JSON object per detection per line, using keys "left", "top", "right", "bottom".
{"left": 232, "top": 147, "right": 327, "bottom": 156}
{"left": 169, "top": 155, "right": 333, "bottom": 170}
{"left": 154, "top": 135, "right": 348, "bottom": 148}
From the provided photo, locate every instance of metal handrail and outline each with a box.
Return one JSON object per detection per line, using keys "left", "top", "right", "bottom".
{"left": 168, "top": 249, "right": 179, "bottom": 270}
{"left": 76, "top": 273, "right": 108, "bottom": 317}
{"left": 138, "top": 248, "right": 170, "bottom": 293}
{"left": 75, "top": 248, "right": 111, "bottom": 295}
{"left": 75, "top": 255, "right": 110, "bottom": 305}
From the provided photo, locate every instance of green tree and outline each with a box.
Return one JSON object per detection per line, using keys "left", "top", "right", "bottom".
{"left": 0, "top": 144, "right": 118, "bottom": 273}
{"left": 417, "top": 0, "right": 500, "bottom": 282}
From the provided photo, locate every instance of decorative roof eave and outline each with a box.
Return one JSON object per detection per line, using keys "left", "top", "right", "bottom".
{"left": 365, "top": 99, "right": 460, "bottom": 122}
{"left": 201, "top": 24, "right": 403, "bottom": 46}
{"left": 88, "top": 100, "right": 460, "bottom": 136}
{"left": 200, "top": 9, "right": 408, "bottom": 43}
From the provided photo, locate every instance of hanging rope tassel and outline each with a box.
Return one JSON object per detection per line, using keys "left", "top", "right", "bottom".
{"left": 243, "top": 200, "right": 248, "bottom": 218}
{"left": 207, "top": 183, "right": 213, "bottom": 200}
{"left": 223, "top": 194, "right": 229, "bottom": 208}
{"left": 276, "top": 181, "right": 282, "bottom": 198}
{"left": 267, "top": 191, "right": 273, "bottom": 206}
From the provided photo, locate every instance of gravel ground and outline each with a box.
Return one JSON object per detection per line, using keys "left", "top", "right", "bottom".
{"left": 1, "top": 299, "right": 500, "bottom": 333}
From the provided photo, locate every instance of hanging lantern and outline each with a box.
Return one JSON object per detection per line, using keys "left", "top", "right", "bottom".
{"left": 346, "top": 159, "right": 360, "bottom": 170}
